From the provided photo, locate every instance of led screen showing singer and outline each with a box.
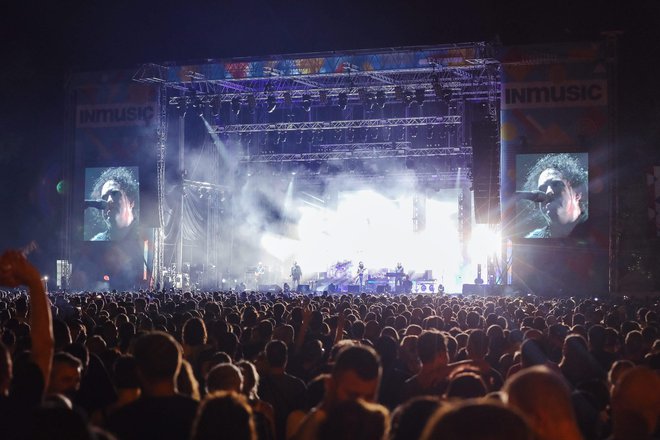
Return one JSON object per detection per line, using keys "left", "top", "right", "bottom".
{"left": 515, "top": 153, "right": 588, "bottom": 239}
{"left": 84, "top": 166, "right": 140, "bottom": 241}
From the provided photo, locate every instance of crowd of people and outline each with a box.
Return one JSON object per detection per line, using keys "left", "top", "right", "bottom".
{"left": 1, "top": 250, "right": 659, "bottom": 440}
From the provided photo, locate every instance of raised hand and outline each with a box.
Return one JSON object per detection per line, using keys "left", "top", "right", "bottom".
{"left": 0, "top": 250, "right": 42, "bottom": 287}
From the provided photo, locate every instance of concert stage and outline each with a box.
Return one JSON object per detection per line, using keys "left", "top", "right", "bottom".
{"left": 64, "top": 41, "right": 613, "bottom": 297}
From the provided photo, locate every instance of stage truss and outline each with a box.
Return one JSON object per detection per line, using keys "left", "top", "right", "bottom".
{"left": 134, "top": 42, "right": 502, "bottom": 288}
{"left": 135, "top": 42, "right": 500, "bottom": 164}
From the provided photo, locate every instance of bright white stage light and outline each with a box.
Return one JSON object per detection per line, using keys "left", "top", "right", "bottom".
{"left": 255, "top": 184, "right": 467, "bottom": 292}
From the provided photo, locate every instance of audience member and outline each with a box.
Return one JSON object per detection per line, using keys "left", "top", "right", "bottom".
{"left": 190, "top": 391, "right": 257, "bottom": 440}
{"left": 106, "top": 331, "right": 199, "bottom": 440}
{"left": 504, "top": 365, "right": 584, "bottom": 440}
{"left": 0, "top": 260, "right": 658, "bottom": 440}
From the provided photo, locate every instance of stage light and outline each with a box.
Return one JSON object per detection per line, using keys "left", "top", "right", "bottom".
{"left": 394, "top": 86, "right": 404, "bottom": 101}
{"left": 433, "top": 82, "right": 443, "bottom": 99}
{"left": 301, "top": 94, "right": 312, "bottom": 112}
{"left": 442, "top": 88, "right": 453, "bottom": 102}
{"left": 247, "top": 95, "right": 256, "bottom": 114}
{"left": 415, "top": 89, "right": 425, "bottom": 106}
{"left": 266, "top": 95, "right": 277, "bottom": 113}
{"left": 376, "top": 90, "right": 386, "bottom": 109}
{"left": 210, "top": 96, "right": 220, "bottom": 118}
{"left": 56, "top": 180, "right": 68, "bottom": 195}
{"left": 231, "top": 97, "right": 241, "bottom": 115}
{"left": 338, "top": 92, "right": 348, "bottom": 110}
{"left": 403, "top": 90, "right": 413, "bottom": 107}
{"left": 319, "top": 90, "right": 329, "bottom": 105}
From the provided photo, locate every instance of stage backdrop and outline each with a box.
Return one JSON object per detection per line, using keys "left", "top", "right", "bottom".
{"left": 69, "top": 69, "right": 160, "bottom": 290}
{"left": 499, "top": 42, "right": 611, "bottom": 296}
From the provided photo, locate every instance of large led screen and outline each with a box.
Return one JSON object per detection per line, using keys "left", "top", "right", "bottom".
{"left": 84, "top": 166, "right": 140, "bottom": 241}
{"left": 515, "top": 153, "right": 588, "bottom": 239}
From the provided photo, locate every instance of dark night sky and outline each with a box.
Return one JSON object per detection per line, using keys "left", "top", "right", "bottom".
{"left": 1, "top": 0, "right": 659, "bottom": 277}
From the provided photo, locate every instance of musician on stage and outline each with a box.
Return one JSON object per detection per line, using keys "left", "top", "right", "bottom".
{"left": 290, "top": 261, "right": 302, "bottom": 289}
{"left": 356, "top": 261, "right": 366, "bottom": 292}
{"left": 254, "top": 262, "right": 266, "bottom": 289}
{"left": 394, "top": 262, "right": 404, "bottom": 291}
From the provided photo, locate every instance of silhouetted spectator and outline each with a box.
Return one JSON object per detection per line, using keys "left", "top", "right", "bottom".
{"left": 106, "top": 331, "right": 198, "bottom": 440}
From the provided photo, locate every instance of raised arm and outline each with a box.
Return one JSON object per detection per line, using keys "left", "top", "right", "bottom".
{"left": 0, "top": 250, "right": 54, "bottom": 391}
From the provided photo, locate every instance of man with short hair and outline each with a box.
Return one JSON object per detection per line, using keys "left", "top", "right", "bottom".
{"left": 259, "top": 340, "right": 307, "bottom": 440}
{"left": 402, "top": 330, "right": 449, "bottom": 400}
{"left": 205, "top": 363, "right": 243, "bottom": 394}
{"left": 48, "top": 352, "right": 82, "bottom": 399}
{"left": 504, "top": 365, "right": 585, "bottom": 440}
{"left": 106, "top": 332, "right": 199, "bottom": 440}
{"left": 292, "top": 344, "right": 381, "bottom": 440}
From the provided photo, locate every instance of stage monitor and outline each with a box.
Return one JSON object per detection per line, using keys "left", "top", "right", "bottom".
{"left": 515, "top": 153, "right": 588, "bottom": 239}
{"left": 84, "top": 166, "right": 140, "bottom": 241}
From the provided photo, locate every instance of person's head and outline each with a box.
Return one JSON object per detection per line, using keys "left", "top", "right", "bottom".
{"left": 390, "top": 396, "right": 442, "bottom": 440}
{"left": 417, "top": 330, "right": 448, "bottom": 367}
{"left": 183, "top": 317, "right": 207, "bottom": 346}
{"left": 504, "top": 365, "right": 582, "bottom": 440}
{"left": 326, "top": 345, "right": 381, "bottom": 406}
{"left": 318, "top": 399, "right": 390, "bottom": 440}
{"left": 524, "top": 153, "right": 588, "bottom": 230}
{"left": 190, "top": 391, "right": 256, "bottom": 440}
{"left": 131, "top": 331, "right": 182, "bottom": 390}
{"left": 206, "top": 363, "right": 243, "bottom": 394}
{"left": 92, "top": 167, "right": 139, "bottom": 233}
{"left": 235, "top": 360, "right": 259, "bottom": 400}
{"left": 445, "top": 372, "right": 487, "bottom": 399}
{"left": 48, "top": 352, "right": 83, "bottom": 397}
{"left": 265, "top": 339, "right": 287, "bottom": 370}
{"left": 421, "top": 400, "right": 533, "bottom": 440}
{"left": 608, "top": 359, "right": 634, "bottom": 392}
{"left": 610, "top": 366, "right": 660, "bottom": 439}
{"left": 466, "top": 329, "right": 489, "bottom": 360}
{"left": 525, "top": 153, "right": 589, "bottom": 237}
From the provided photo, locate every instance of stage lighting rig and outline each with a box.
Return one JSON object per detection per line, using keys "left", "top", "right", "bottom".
{"left": 403, "top": 90, "right": 414, "bottom": 107}
{"left": 415, "top": 89, "right": 425, "bottom": 106}
{"left": 231, "top": 97, "right": 241, "bottom": 115}
{"left": 338, "top": 92, "right": 348, "bottom": 110}
{"left": 247, "top": 95, "right": 256, "bottom": 114}
{"left": 266, "top": 95, "right": 277, "bottom": 113}
{"left": 376, "top": 90, "right": 386, "bottom": 109}
{"left": 301, "top": 94, "right": 312, "bottom": 112}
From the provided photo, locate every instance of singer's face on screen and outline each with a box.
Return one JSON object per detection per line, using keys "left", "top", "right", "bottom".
{"left": 537, "top": 168, "right": 582, "bottom": 225}
{"left": 100, "top": 180, "right": 135, "bottom": 229}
